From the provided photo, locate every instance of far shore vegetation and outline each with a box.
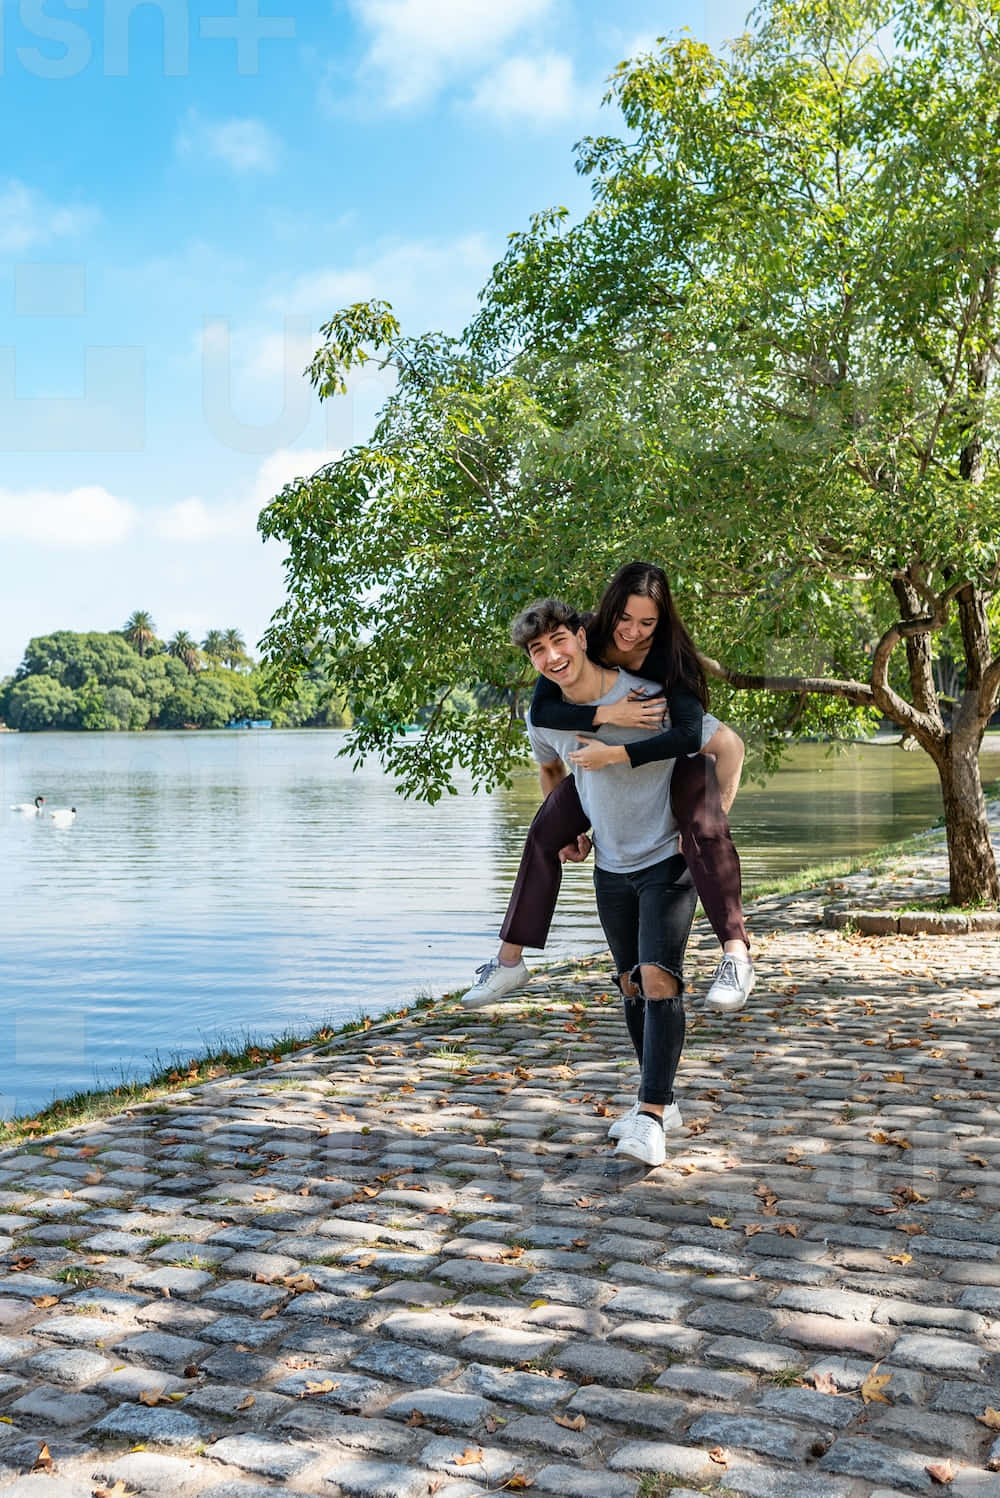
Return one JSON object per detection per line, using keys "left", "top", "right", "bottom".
{"left": 2, "top": 796, "right": 995, "bottom": 1150}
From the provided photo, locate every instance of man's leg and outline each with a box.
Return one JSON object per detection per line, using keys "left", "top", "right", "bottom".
{"left": 612, "top": 855, "right": 697, "bottom": 1167}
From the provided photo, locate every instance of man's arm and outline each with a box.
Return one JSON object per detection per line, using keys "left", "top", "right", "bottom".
{"left": 538, "top": 757, "right": 567, "bottom": 799}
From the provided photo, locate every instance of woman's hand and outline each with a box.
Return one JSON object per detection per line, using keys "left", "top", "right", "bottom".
{"left": 594, "top": 690, "right": 667, "bottom": 730}
{"left": 568, "top": 739, "right": 628, "bottom": 770}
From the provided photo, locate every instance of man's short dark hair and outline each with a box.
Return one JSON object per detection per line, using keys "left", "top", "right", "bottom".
{"left": 510, "top": 598, "right": 581, "bottom": 652}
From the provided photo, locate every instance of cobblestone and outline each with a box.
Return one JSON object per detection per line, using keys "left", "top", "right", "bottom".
{"left": 2, "top": 828, "right": 1000, "bottom": 1495}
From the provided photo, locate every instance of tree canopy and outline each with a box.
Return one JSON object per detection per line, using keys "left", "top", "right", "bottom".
{"left": 260, "top": 0, "right": 1000, "bottom": 901}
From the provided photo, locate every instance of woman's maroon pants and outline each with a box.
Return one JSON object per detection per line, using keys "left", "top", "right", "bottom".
{"left": 499, "top": 754, "right": 749, "bottom": 951}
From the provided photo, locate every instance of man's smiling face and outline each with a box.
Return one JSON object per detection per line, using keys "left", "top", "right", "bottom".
{"left": 526, "top": 623, "right": 590, "bottom": 692}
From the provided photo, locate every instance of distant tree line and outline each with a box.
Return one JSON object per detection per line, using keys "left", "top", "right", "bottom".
{"left": 0, "top": 614, "right": 352, "bottom": 732}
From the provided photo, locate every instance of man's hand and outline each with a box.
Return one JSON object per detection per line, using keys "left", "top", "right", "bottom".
{"left": 568, "top": 738, "right": 628, "bottom": 770}
{"left": 559, "top": 834, "right": 593, "bottom": 864}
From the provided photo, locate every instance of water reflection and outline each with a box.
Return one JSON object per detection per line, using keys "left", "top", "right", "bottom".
{"left": 1, "top": 730, "right": 997, "bottom": 1115}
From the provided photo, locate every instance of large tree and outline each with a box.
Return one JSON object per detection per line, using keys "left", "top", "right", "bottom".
{"left": 260, "top": 0, "right": 1000, "bottom": 903}
{"left": 122, "top": 610, "right": 158, "bottom": 659}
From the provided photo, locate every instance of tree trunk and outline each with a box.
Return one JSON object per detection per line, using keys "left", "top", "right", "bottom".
{"left": 936, "top": 725, "right": 1000, "bottom": 906}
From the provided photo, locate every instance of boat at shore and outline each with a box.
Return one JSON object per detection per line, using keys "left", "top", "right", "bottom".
{"left": 224, "top": 718, "right": 273, "bottom": 730}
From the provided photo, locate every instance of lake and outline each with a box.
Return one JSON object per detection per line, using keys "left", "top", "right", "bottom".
{"left": 2, "top": 729, "right": 998, "bottom": 1116}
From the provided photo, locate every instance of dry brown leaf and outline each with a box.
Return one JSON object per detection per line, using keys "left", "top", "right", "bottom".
{"left": 83, "top": 1170, "right": 103, "bottom": 1185}
{"left": 926, "top": 1458, "right": 955, "bottom": 1485}
{"left": 708, "top": 1446, "right": 729, "bottom": 1467}
{"left": 888, "top": 1252, "right": 912, "bottom": 1266}
{"left": 283, "top": 1274, "right": 317, "bottom": 1294}
{"left": 43, "top": 1145, "right": 59, "bottom": 1157}
{"left": 898, "top": 1222, "right": 926, "bottom": 1237}
{"left": 301, "top": 1379, "right": 339, "bottom": 1397}
{"left": 812, "top": 1371, "right": 839, "bottom": 1394}
{"left": 32, "top": 1443, "right": 53, "bottom": 1473}
{"left": 978, "top": 1407, "right": 1000, "bottom": 1430}
{"left": 259, "top": 1307, "right": 280, "bottom": 1320}
{"left": 406, "top": 1410, "right": 425, "bottom": 1426}
{"left": 574, "top": 1197, "right": 593, "bottom": 1209}
{"left": 92, "top": 1482, "right": 128, "bottom": 1498}
{"left": 553, "top": 1408, "right": 586, "bottom": 1432}
{"left": 967, "top": 1154, "right": 990, "bottom": 1168}
{"left": 139, "top": 1389, "right": 161, "bottom": 1406}
{"left": 885, "top": 1071, "right": 905, "bottom": 1083}
{"left": 743, "top": 1224, "right": 766, "bottom": 1237}
{"left": 182, "top": 1363, "right": 200, "bottom": 1378}
{"left": 506, "top": 1478, "right": 533, "bottom": 1491}
{"left": 77, "top": 1145, "right": 99, "bottom": 1158}
{"left": 236, "top": 1394, "right": 255, "bottom": 1410}
{"left": 708, "top": 1216, "right": 729, "bottom": 1230}
{"left": 860, "top": 1368, "right": 892, "bottom": 1405}
{"left": 777, "top": 1223, "right": 799, "bottom": 1238}
{"left": 894, "top": 1187, "right": 928, "bottom": 1205}
{"left": 452, "top": 1448, "right": 485, "bottom": 1466}
{"left": 31, "top": 1295, "right": 59, "bottom": 1308}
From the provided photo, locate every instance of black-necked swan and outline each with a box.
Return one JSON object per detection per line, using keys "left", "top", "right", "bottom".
{"left": 49, "top": 807, "right": 77, "bottom": 827}
{"left": 11, "top": 796, "right": 45, "bottom": 815}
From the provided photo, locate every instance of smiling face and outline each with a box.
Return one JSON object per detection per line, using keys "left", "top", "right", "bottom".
{"left": 526, "top": 622, "right": 593, "bottom": 694}
{"left": 612, "top": 593, "right": 660, "bottom": 657}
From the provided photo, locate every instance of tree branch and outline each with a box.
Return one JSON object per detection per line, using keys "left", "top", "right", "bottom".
{"left": 698, "top": 653, "right": 874, "bottom": 706}
{"left": 980, "top": 657, "right": 1000, "bottom": 722}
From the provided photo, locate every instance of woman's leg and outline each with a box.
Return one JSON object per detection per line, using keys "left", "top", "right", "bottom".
{"left": 670, "top": 749, "right": 749, "bottom": 952}
{"left": 498, "top": 774, "right": 590, "bottom": 951}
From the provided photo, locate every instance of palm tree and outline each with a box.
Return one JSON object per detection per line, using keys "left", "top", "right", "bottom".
{"left": 123, "top": 610, "right": 157, "bottom": 658}
{"left": 222, "top": 627, "right": 249, "bottom": 670}
{"left": 167, "top": 630, "right": 201, "bottom": 674}
{"left": 201, "top": 629, "right": 225, "bottom": 665}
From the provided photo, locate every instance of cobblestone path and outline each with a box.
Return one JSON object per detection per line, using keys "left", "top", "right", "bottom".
{"left": 2, "top": 845, "right": 1000, "bottom": 1497}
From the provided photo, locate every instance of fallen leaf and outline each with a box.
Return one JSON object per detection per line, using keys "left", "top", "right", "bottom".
{"left": 926, "top": 1458, "right": 955, "bottom": 1485}
{"left": 182, "top": 1363, "right": 200, "bottom": 1378}
{"left": 967, "top": 1154, "right": 989, "bottom": 1168}
{"left": 10, "top": 1256, "right": 36, "bottom": 1272}
{"left": 259, "top": 1307, "right": 279, "bottom": 1320}
{"left": 139, "top": 1390, "right": 161, "bottom": 1406}
{"left": 888, "top": 1252, "right": 913, "bottom": 1266}
{"left": 898, "top": 1222, "right": 926, "bottom": 1237}
{"left": 77, "top": 1145, "right": 99, "bottom": 1158}
{"left": 301, "top": 1379, "right": 340, "bottom": 1397}
{"left": 32, "top": 1443, "right": 53, "bottom": 1473}
{"left": 743, "top": 1224, "right": 766, "bottom": 1237}
{"left": 574, "top": 1197, "right": 593, "bottom": 1209}
{"left": 777, "top": 1223, "right": 799, "bottom": 1238}
{"left": 83, "top": 1170, "right": 103, "bottom": 1185}
{"left": 406, "top": 1410, "right": 425, "bottom": 1426}
{"left": 31, "top": 1295, "right": 59, "bottom": 1308}
{"left": 506, "top": 1478, "right": 533, "bottom": 1491}
{"left": 92, "top": 1482, "right": 128, "bottom": 1498}
{"left": 452, "top": 1448, "right": 485, "bottom": 1466}
{"left": 283, "top": 1273, "right": 317, "bottom": 1294}
{"left": 893, "top": 1187, "right": 928, "bottom": 1205}
{"left": 553, "top": 1413, "right": 586, "bottom": 1431}
{"left": 708, "top": 1447, "right": 729, "bottom": 1466}
{"left": 979, "top": 1407, "right": 1000, "bottom": 1430}
{"left": 860, "top": 1368, "right": 892, "bottom": 1404}
{"left": 812, "top": 1371, "right": 839, "bottom": 1394}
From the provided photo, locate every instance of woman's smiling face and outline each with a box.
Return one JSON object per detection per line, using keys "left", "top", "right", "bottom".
{"left": 613, "top": 593, "right": 659, "bottom": 655}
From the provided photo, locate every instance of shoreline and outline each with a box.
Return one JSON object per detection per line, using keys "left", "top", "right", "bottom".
{"left": 2, "top": 800, "right": 991, "bottom": 1151}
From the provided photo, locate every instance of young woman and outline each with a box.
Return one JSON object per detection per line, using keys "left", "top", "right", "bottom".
{"left": 462, "top": 562, "right": 753, "bottom": 1014}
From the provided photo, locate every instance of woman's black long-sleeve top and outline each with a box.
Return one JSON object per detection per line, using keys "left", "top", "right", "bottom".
{"left": 529, "top": 636, "right": 705, "bottom": 770}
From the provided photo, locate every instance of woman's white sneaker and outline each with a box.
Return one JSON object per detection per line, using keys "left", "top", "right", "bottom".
{"left": 460, "top": 957, "right": 530, "bottom": 1009}
{"left": 614, "top": 1111, "right": 667, "bottom": 1168}
{"left": 705, "top": 953, "right": 755, "bottom": 1012}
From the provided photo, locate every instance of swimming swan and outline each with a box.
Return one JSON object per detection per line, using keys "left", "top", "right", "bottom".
{"left": 11, "top": 796, "right": 45, "bottom": 815}
{"left": 49, "top": 807, "right": 77, "bottom": 827}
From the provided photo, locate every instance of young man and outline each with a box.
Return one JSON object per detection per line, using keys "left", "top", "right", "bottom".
{"left": 468, "top": 598, "right": 719, "bottom": 1167}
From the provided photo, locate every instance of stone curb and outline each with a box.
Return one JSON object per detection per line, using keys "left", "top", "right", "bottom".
{"left": 824, "top": 906, "right": 1000, "bottom": 935}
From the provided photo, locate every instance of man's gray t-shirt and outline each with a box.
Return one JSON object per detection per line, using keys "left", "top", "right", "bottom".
{"left": 526, "top": 669, "right": 720, "bottom": 874}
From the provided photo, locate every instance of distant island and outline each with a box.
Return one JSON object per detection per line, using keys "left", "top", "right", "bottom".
{"left": 0, "top": 614, "right": 350, "bottom": 732}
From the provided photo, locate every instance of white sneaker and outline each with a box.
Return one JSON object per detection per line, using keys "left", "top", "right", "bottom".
{"left": 608, "top": 1100, "right": 683, "bottom": 1140}
{"left": 460, "top": 957, "right": 530, "bottom": 1009}
{"left": 705, "top": 953, "right": 755, "bottom": 1013}
{"left": 614, "top": 1111, "right": 667, "bottom": 1168}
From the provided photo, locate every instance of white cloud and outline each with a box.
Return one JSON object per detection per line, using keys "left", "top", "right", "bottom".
{"left": 0, "top": 179, "right": 96, "bottom": 253}
{"left": 279, "top": 234, "right": 495, "bottom": 322}
{"left": 176, "top": 112, "right": 281, "bottom": 173}
{"left": 0, "top": 486, "right": 135, "bottom": 548}
{"left": 350, "top": 0, "right": 553, "bottom": 106}
{"left": 469, "top": 52, "right": 577, "bottom": 122}
{"left": 150, "top": 448, "right": 339, "bottom": 543}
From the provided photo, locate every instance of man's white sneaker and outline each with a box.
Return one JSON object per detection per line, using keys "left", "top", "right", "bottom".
{"left": 460, "top": 957, "right": 530, "bottom": 1009}
{"left": 608, "top": 1100, "right": 683, "bottom": 1140}
{"left": 614, "top": 1111, "right": 667, "bottom": 1168}
{"left": 705, "top": 953, "right": 755, "bottom": 1013}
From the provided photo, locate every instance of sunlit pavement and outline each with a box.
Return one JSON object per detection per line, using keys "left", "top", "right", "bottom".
{"left": 0, "top": 821, "right": 999, "bottom": 1496}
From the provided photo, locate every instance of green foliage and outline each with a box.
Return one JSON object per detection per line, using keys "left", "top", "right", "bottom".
{"left": 259, "top": 0, "right": 1000, "bottom": 856}
{"left": 1, "top": 627, "right": 353, "bottom": 732}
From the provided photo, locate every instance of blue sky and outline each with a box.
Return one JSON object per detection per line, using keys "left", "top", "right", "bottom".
{"left": 0, "top": 0, "right": 753, "bottom": 677}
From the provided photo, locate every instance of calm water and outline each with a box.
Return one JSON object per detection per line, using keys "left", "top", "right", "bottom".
{"left": 2, "top": 729, "right": 998, "bottom": 1116}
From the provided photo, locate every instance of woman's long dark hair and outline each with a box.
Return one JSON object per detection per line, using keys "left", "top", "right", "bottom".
{"left": 588, "top": 562, "right": 708, "bottom": 708}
